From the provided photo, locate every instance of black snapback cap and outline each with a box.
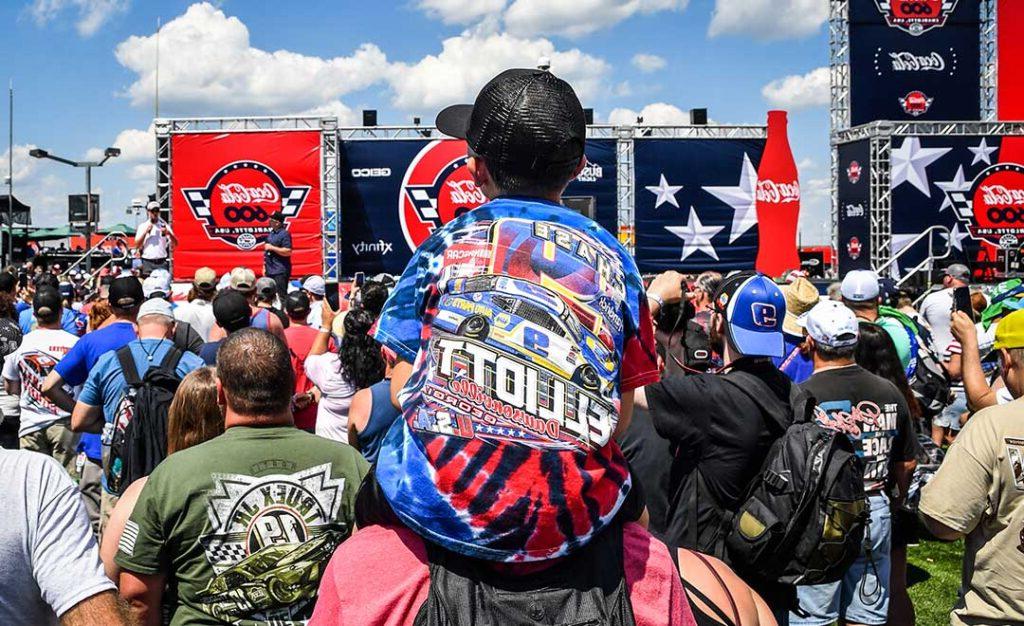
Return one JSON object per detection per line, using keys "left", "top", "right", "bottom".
{"left": 285, "top": 291, "right": 311, "bottom": 316}
{"left": 213, "top": 289, "right": 252, "bottom": 333}
{"left": 435, "top": 69, "right": 586, "bottom": 178}
{"left": 33, "top": 286, "right": 63, "bottom": 318}
{"left": 108, "top": 276, "right": 144, "bottom": 310}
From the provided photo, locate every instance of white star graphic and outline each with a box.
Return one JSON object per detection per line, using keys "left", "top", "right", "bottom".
{"left": 645, "top": 174, "right": 683, "bottom": 209}
{"left": 934, "top": 166, "right": 970, "bottom": 212}
{"left": 968, "top": 138, "right": 998, "bottom": 166}
{"left": 943, "top": 222, "right": 970, "bottom": 252}
{"left": 703, "top": 153, "right": 758, "bottom": 243}
{"left": 665, "top": 207, "right": 724, "bottom": 261}
{"left": 891, "top": 137, "right": 951, "bottom": 197}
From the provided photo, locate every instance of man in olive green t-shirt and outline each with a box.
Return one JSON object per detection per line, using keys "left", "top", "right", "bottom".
{"left": 920, "top": 310, "right": 1024, "bottom": 626}
{"left": 117, "top": 329, "right": 368, "bottom": 626}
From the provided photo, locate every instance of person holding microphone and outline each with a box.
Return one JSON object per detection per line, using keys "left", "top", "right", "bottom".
{"left": 262, "top": 210, "right": 292, "bottom": 303}
{"left": 134, "top": 201, "right": 177, "bottom": 277}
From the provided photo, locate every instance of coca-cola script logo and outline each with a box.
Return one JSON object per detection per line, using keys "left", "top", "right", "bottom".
{"left": 182, "top": 161, "right": 310, "bottom": 250}
{"left": 946, "top": 163, "right": 1024, "bottom": 246}
{"left": 399, "top": 140, "right": 487, "bottom": 251}
{"left": 873, "top": 0, "right": 958, "bottom": 36}
{"left": 847, "top": 161, "right": 862, "bottom": 184}
{"left": 899, "top": 90, "right": 934, "bottom": 117}
{"left": 847, "top": 236, "right": 863, "bottom": 260}
{"left": 755, "top": 179, "right": 800, "bottom": 204}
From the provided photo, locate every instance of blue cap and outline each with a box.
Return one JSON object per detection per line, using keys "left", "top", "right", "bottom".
{"left": 713, "top": 273, "right": 785, "bottom": 358}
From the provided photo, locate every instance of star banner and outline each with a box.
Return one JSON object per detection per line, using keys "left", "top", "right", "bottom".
{"left": 633, "top": 138, "right": 766, "bottom": 273}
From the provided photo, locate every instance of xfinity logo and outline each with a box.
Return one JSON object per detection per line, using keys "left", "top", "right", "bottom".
{"left": 351, "top": 168, "right": 392, "bottom": 178}
{"left": 351, "top": 239, "right": 393, "bottom": 255}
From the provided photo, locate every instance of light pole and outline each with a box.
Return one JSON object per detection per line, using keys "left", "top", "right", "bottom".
{"left": 29, "top": 146, "right": 120, "bottom": 273}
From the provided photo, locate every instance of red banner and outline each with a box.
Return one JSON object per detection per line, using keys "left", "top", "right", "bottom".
{"left": 998, "top": 0, "right": 1024, "bottom": 120}
{"left": 170, "top": 131, "right": 322, "bottom": 281}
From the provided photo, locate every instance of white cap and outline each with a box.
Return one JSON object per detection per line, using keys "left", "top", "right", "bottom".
{"left": 217, "top": 273, "right": 233, "bottom": 291}
{"left": 142, "top": 274, "right": 169, "bottom": 298}
{"left": 137, "top": 297, "right": 173, "bottom": 320}
{"left": 146, "top": 200, "right": 160, "bottom": 211}
{"left": 840, "top": 270, "right": 880, "bottom": 302}
{"left": 303, "top": 275, "right": 326, "bottom": 297}
{"left": 798, "top": 300, "right": 859, "bottom": 348}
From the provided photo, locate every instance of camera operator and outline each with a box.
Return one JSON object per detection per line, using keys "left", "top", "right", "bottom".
{"left": 648, "top": 270, "right": 722, "bottom": 376}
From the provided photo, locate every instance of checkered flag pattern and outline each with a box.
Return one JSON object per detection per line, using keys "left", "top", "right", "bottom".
{"left": 203, "top": 541, "right": 247, "bottom": 565}
{"left": 409, "top": 188, "right": 439, "bottom": 220}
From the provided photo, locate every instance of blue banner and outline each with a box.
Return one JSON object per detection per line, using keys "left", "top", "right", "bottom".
{"left": 849, "top": 0, "right": 980, "bottom": 126}
{"left": 339, "top": 138, "right": 618, "bottom": 276}
{"left": 837, "top": 140, "right": 873, "bottom": 275}
{"left": 633, "top": 138, "right": 765, "bottom": 273}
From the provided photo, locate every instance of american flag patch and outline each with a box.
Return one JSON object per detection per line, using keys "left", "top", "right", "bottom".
{"left": 118, "top": 520, "right": 140, "bottom": 555}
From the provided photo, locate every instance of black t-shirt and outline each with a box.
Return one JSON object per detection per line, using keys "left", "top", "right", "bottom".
{"left": 800, "top": 365, "right": 917, "bottom": 492}
{"left": 617, "top": 406, "right": 672, "bottom": 539}
{"left": 643, "top": 359, "right": 793, "bottom": 550}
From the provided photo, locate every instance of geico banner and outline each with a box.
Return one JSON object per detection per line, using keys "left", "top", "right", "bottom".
{"left": 170, "top": 131, "right": 322, "bottom": 280}
{"left": 889, "top": 134, "right": 1024, "bottom": 276}
{"left": 849, "top": 0, "right": 980, "bottom": 126}
{"left": 633, "top": 138, "right": 766, "bottom": 273}
{"left": 836, "top": 140, "right": 873, "bottom": 275}
{"left": 340, "top": 138, "right": 617, "bottom": 276}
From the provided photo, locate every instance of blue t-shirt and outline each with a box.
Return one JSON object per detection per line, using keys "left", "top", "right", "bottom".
{"left": 199, "top": 340, "right": 223, "bottom": 365}
{"left": 772, "top": 333, "right": 814, "bottom": 384}
{"left": 14, "top": 301, "right": 30, "bottom": 315}
{"left": 79, "top": 338, "right": 204, "bottom": 425}
{"left": 19, "top": 307, "right": 85, "bottom": 337}
{"left": 56, "top": 321, "right": 138, "bottom": 461}
{"left": 264, "top": 227, "right": 292, "bottom": 276}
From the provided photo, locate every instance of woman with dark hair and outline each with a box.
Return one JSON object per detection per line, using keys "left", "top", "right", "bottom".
{"left": 854, "top": 321, "right": 921, "bottom": 626}
{"left": 0, "top": 289, "right": 22, "bottom": 449}
{"left": 305, "top": 306, "right": 386, "bottom": 442}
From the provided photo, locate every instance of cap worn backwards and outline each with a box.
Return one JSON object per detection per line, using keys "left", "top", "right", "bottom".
{"left": 798, "top": 300, "right": 860, "bottom": 349}
{"left": 840, "top": 270, "right": 880, "bottom": 302}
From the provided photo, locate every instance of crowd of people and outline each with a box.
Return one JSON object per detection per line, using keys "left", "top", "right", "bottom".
{"left": 1, "top": 68, "right": 1021, "bottom": 626}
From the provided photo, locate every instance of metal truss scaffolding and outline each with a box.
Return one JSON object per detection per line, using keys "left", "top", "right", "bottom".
{"left": 981, "top": 0, "right": 998, "bottom": 120}
{"left": 155, "top": 116, "right": 340, "bottom": 278}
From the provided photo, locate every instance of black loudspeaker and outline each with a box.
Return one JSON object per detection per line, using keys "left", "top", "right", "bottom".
{"left": 583, "top": 108, "right": 594, "bottom": 125}
{"left": 68, "top": 194, "right": 99, "bottom": 223}
{"left": 690, "top": 108, "right": 708, "bottom": 125}
{"left": 362, "top": 110, "right": 378, "bottom": 126}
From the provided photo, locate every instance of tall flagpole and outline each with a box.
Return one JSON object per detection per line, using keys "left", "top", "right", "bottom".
{"left": 7, "top": 80, "right": 12, "bottom": 266}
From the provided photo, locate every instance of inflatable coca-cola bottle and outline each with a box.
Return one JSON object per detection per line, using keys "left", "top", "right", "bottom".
{"left": 755, "top": 110, "right": 802, "bottom": 276}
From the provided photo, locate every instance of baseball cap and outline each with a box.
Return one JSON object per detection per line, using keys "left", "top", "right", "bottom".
{"left": 33, "top": 287, "right": 62, "bottom": 318}
{"left": 146, "top": 200, "right": 160, "bottom": 212}
{"left": 435, "top": 69, "right": 585, "bottom": 179}
{"left": 142, "top": 274, "right": 170, "bottom": 299}
{"left": 193, "top": 267, "right": 217, "bottom": 290}
{"left": 230, "top": 267, "right": 256, "bottom": 293}
{"left": 255, "top": 277, "right": 278, "bottom": 299}
{"left": 269, "top": 210, "right": 285, "bottom": 223}
{"left": 995, "top": 310, "right": 1024, "bottom": 350}
{"left": 302, "top": 275, "right": 326, "bottom": 297}
{"left": 284, "top": 291, "right": 310, "bottom": 316}
{"left": 798, "top": 300, "right": 860, "bottom": 348}
{"left": 712, "top": 272, "right": 785, "bottom": 358}
{"left": 137, "top": 297, "right": 173, "bottom": 320}
{"left": 108, "top": 276, "right": 144, "bottom": 310}
{"left": 782, "top": 277, "right": 820, "bottom": 336}
{"left": 213, "top": 289, "right": 252, "bottom": 333}
{"left": 943, "top": 263, "right": 970, "bottom": 282}
{"left": 840, "top": 270, "right": 880, "bottom": 302}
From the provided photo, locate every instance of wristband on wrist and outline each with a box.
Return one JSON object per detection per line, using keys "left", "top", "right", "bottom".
{"left": 647, "top": 293, "right": 664, "bottom": 310}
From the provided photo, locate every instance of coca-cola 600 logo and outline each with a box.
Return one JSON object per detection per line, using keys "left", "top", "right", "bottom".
{"left": 182, "top": 161, "right": 309, "bottom": 250}
{"left": 874, "top": 0, "right": 958, "bottom": 36}
{"left": 947, "top": 163, "right": 1024, "bottom": 245}
{"left": 399, "top": 140, "right": 487, "bottom": 251}
{"left": 755, "top": 179, "right": 800, "bottom": 204}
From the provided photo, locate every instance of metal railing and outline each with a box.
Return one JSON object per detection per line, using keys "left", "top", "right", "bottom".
{"left": 874, "top": 225, "right": 952, "bottom": 288}
{"left": 59, "top": 231, "right": 131, "bottom": 287}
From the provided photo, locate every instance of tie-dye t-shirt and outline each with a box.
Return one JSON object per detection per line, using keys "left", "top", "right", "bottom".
{"left": 373, "top": 197, "right": 659, "bottom": 562}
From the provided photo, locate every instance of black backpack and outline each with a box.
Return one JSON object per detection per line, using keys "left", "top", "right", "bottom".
{"left": 104, "top": 345, "right": 184, "bottom": 495}
{"left": 716, "top": 372, "right": 869, "bottom": 586}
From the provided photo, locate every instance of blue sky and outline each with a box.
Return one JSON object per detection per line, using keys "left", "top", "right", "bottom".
{"left": 0, "top": 0, "right": 833, "bottom": 242}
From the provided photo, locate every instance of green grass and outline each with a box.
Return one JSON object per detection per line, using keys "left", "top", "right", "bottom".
{"left": 907, "top": 538, "right": 964, "bottom": 626}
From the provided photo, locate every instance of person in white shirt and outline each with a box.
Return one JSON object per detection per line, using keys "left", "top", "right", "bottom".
{"left": 303, "top": 275, "right": 327, "bottom": 330}
{"left": 133, "top": 202, "right": 177, "bottom": 277}
{"left": 173, "top": 268, "right": 218, "bottom": 342}
{"left": 3, "top": 287, "right": 79, "bottom": 472}
{"left": 919, "top": 263, "right": 969, "bottom": 356}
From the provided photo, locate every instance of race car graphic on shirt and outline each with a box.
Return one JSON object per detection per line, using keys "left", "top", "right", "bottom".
{"left": 19, "top": 351, "right": 67, "bottom": 414}
{"left": 1006, "top": 438, "right": 1024, "bottom": 490}
{"left": 196, "top": 463, "right": 346, "bottom": 625}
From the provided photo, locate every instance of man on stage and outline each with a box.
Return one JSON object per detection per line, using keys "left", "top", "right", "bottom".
{"left": 262, "top": 210, "right": 292, "bottom": 302}
{"left": 134, "top": 201, "right": 177, "bottom": 277}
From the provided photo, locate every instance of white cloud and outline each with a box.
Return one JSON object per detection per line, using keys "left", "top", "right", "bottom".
{"left": 298, "top": 100, "right": 360, "bottom": 126}
{"left": 504, "top": 0, "right": 688, "bottom": 38}
{"left": 761, "top": 66, "right": 829, "bottom": 110}
{"left": 607, "top": 102, "right": 690, "bottom": 125}
{"left": 798, "top": 176, "right": 831, "bottom": 244}
{"left": 27, "top": 0, "right": 128, "bottom": 37}
{"left": 114, "top": 2, "right": 389, "bottom": 115}
{"left": 417, "top": 0, "right": 508, "bottom": 25}
{"left": 631, "top": 53, "right": 666, "bottom": 74}
{"left": 386, "top": 31, "right": 610, "bottom": 110}
{"left": 85, "top": 124, "right": 155, "bottom": 163}
{"left": 0, "top": 144, "right": 82, "bottom": 225}
{"left": 708, "top": 0, "right": 827, "bottom": 41}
